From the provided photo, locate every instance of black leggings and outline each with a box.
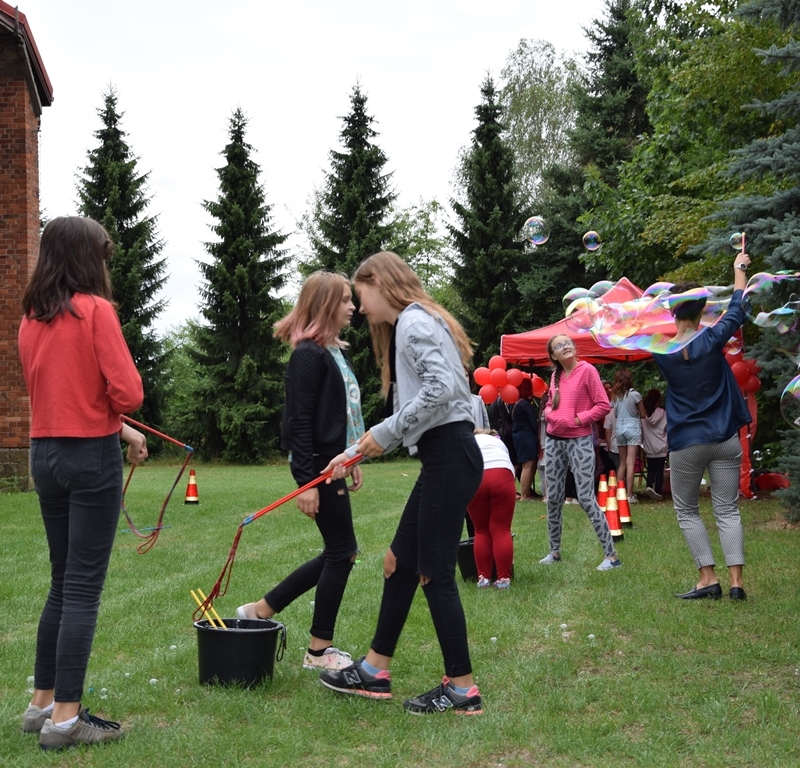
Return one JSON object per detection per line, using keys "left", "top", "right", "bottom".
{"left": 370, "top": 421, "right": 482, "bottom": 678}
{"left": 264, "top": 455, "right": 358, "bottom": 641}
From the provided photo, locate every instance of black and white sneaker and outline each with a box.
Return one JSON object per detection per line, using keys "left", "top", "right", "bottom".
{"left": 319, "top": 656, "right": 392, "bottom": 699}
{"left": 403, "top": 677, "right": 483, "bottom": 715}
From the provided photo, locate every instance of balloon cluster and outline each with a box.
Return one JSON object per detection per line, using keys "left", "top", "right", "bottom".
{"left": 724, "top": 342, "right": 762, "bottom": 394}
{"left": 473, "top": 355, "right": 548, "bottom": 405}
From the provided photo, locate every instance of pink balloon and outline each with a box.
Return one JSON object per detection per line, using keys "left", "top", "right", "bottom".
{"left": 500, "top": 384, "right": 519, "bottom": 404}
{"left": 479, "top": 384, "right": 499, "bottom": 405}
{"left": 473, "top": 366, "right": 491, "bottom": 386}
{"left": 488, "top": 355, "right": 507, "bottom": 371}
{"left": 489, "top": 367, "right": 508, "bottom": 387}
{"left": 506, "top": 368, "right": 524, "bottom": 387}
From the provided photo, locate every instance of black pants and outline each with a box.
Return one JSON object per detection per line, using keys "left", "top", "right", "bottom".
{"left": 265, "top": 455, "right": 357, "bottom": 641}
{"left": 646, "top": 456, "right": 666, "bottom": 495}
{"left": 32, "top": 435, "right": 123, "bottom": 702}
{"left": 370, "top": 421, "right": 482, "bottom": 678}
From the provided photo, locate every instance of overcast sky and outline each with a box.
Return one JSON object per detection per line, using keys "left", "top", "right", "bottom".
{"left": 28, "top": 0, "right": 606, "bottom": 333}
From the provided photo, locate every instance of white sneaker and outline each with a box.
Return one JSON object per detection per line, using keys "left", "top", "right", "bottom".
{"left": 539, "top": 553, "right": 561, "bottom": 564}
{"left": 236, "top": 603, "right": 258, "bottom": 619}
{"left": 596, "top": 557, "right": 622, "bottom": 571}
{"left": 628, "top": 494, "right": 639, "bottom": 503}
{"left": 302, "top": 647, "right": 352, "bottom": 671}
{"left": 644, "top": 487, "right": 663, "bottom": 501}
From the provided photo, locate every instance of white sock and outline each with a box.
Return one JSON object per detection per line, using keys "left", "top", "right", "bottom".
{"left": 54, "top": 714, "right": 79, "bottom": 729}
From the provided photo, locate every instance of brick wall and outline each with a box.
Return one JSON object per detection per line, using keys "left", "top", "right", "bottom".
{"left": 0, "top": 29, "right": 42, "bottom": 489}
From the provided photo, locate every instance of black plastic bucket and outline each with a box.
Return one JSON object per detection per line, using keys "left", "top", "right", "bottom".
{"left": 194, "top": 618, "right": 286, "bottom": 687}
{"left": 457, "top": 536, "right": 515, "bottom": 582}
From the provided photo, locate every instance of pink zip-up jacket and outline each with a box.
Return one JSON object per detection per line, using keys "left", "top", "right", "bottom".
{"left": 544, "top": 360, "right": 610, "bottom": 439}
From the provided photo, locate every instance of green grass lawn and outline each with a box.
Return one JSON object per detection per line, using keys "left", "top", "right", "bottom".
{"left": 1, "top": 459, "right": 799, "bottom": 767}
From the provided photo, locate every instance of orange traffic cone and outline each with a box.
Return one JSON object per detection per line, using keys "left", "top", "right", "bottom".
{"left": 608, "top": 469, "right": 618, "bottom": 498}
{"left": 597, "top": 474, "right": 608, "bottom": 511}
{"left": 617, "top": 480, "right": 632, "bottom": 528}
{"left": 605, "top": 493, "right": 624, "bottom": 542}
{"left": 184, "top": 469, "right": 199, "bottom": 504}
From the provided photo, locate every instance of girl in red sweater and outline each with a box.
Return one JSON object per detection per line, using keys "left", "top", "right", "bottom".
{"left": 18, "top": 217, "right": 146, "bottom": 751}
{"left": 539, "top": 334, "right": 620, "bottom": 571}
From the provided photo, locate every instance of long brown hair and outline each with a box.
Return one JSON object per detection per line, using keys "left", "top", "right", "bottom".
{"left": 274, "top": 271, "right": 350, "bottom": 349}
{"left": 610, "top": 368, "right": 634, "bottom": 401}
{"left": 22, "top": 217, "right": 115, "bottom": 322}
{"left": 354, "top": 251, "right": 474, "bottom": 397}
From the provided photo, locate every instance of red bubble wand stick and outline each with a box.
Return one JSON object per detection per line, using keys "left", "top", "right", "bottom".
{"left": 194, "top": 454, "right": 363, "bottom": 620}
{"left": 120, "top": 415, "right": 195, "bottom": 554}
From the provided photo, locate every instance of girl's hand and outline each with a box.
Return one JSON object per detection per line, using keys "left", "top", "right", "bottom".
{"left": 296, "top": 487, "right": 319, "bottom": 519}
{"left": 121, "top": 424, "right": 148, "bottom": 466}
{"left": 357, "top": 431, "right": 384, "bottom": 458}
{"left": 348, "top": 465, "right": 363, "bottom": 492}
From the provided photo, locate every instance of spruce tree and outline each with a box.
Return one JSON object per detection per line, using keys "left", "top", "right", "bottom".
{"left": 449, "top": 77, "right": 529, "bottom": 365}
{"left": 190, "top": 108, "right": 290, "bottom": 462}
{"left": 304, "top": 85, "right": 396, "bottom": 427}
{"left": 77, "top": 87, "right": 168, "bottom": 427}
{"left": 704, "top": 0, "right": 800, "bottom": 519}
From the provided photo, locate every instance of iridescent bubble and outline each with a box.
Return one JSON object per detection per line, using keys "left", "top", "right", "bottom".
{"left": 524, "top": 216, "right": 550, "bottom": 246}
{"left": 582, "top": 231, "right": 602, "bottom": 251}
{"left": 780, "top": 374, "right": 800, "bottom": 430}
{"left": 588, "top": 280, "right": 614, "bottom": 298}
{"left": 562, "top": 287, "right": 592, "bottom": 313}
{"left": 730, "top": 232, "right": 745, "bottom": 251}
{"left": 642, "top": 281, "right": 674, "bottom": 298}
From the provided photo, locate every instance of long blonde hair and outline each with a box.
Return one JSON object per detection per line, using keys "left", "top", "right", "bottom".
{"left": 353, "top": 251, "right": 474, "bottom": 396}
{"left": 274, "top": 270, "right": 350, "bottom": 349}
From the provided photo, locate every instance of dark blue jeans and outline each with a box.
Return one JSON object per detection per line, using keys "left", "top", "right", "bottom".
{"left": 371, "top": 421, "right": 482, "bottom": 678}
{"left": 31, "top": 435, "right": 123, "bottom": 702}
{"left": 265, "top": 455, "right": 358, "bottom": 641}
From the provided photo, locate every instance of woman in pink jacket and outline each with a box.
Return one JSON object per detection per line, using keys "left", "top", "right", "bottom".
{"left": 539, "top": 334, "right": 620, "bottom": 571}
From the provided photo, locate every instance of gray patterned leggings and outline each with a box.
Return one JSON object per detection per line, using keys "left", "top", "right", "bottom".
{"left": 544, "top": 434, "right": 616, "bottom": 559}
{"left": 669, "top": 435, "right": 744, "bottom": 569}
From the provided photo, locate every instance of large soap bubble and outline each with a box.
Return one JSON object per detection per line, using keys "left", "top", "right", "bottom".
{"left": 524, "top": 216, "right": 550, "bottom": 246}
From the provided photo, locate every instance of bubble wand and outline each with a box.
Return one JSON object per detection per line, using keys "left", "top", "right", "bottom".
{"left": 120, "top": 415, "right": 195, "bottom": 554}
{"left": 194, "top": 454, "right": 363, "bottom": 620}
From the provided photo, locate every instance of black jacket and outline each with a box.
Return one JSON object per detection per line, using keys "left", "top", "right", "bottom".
{"left": 280, "top": 340, "right": 353, "bottom": 486}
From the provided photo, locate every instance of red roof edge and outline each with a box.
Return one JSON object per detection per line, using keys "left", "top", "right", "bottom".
{"left": 0, "top": 2, "right": 53, "bottom": 106}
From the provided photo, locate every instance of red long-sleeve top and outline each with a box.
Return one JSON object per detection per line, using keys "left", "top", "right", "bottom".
{"left": 544, "top": 360, "right": 610, "bottom": 439}
{"left": 18, "top": 293, "right": 143, "bottom": 438}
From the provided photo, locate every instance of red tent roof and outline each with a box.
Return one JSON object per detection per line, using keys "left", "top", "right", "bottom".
{"left": 500, "top": 277, "right": 676, "bottom": 368}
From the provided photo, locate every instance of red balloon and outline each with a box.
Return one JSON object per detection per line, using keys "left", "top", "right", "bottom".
{"left": 506, "top": 368, "right": 524, "bottom": 387}
{"left": 479, "top": 384, "right": 499, "bottom": 405}
{"left": 731, "top": 361, "right": 749, "bottom": 386}
{"left": 499, "top": 384, "right": 519, "bottom": 404}
{"left": 488, "top": 355, "right": 507, "bottom": 371}
{"left": 531, "top": 374, "right": 548, "bottom": 398}
{"left": 473, "top": 367, "right": 491, "bottom": 386}
{"left": 489, "top": 368, "right": 508, "bottom": 387}
{"left": 743, "top": 374, "right": 761, "bottom": 393}
{"left": 725, "top": 350, "right": 741, "bottom": 367}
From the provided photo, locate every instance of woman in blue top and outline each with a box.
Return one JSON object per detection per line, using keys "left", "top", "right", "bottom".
{"left": 653, "top": 253, "right": 752, "bottom": 600}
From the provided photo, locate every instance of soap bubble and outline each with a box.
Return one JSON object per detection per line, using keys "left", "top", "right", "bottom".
{"left": 170, "top": 645, "right": 177, "bottom": 651}
{"left": 559, "top": 623, "right": 568, "bottom": 630}
{"left": 780, "top": 374, "right": 800, "bottom": 430}
{"left": 730, "top": 232, "right": 745, "bottom": 251}
{"left": 524, "top": 216, "right": 550, "bottom": 246}
{"left": 490, "top": 637, "right": 497, "bottom": 643}
{"left": 149, "top": 678, "right": 158, "bottom": 685}
{"left": 582, "top": 231, "right": 602, "bottom": 251}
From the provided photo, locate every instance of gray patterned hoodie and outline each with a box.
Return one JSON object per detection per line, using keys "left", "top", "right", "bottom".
{"left": 370, "top": 303, "right": 474, "bottom": 453}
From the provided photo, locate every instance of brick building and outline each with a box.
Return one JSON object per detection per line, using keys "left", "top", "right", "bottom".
{"left": 0, "top": 3, "right": 52, "bottom": 489}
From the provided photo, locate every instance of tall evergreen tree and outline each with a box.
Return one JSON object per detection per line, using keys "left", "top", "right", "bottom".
{"left": 303, "top": 85, "right": 396, "bottom": 427}
{"left": 704, "top": 0, "right": 800, "bottom": 519}
{"left": 449, "top": 77, "right": 529, "bottom": 365}
{"left": 190, "top": 108, "right": 290, "bottom": 462}
{"left": 77, "top": 87, "right": 168, "bottom": 427}
{"left": 570, "top": 0, "right": 651, "bottom": 187}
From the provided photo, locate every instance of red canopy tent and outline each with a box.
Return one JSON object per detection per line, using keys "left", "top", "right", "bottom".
{"left": 500, "top": 277, "right": 677, "bottom": 368}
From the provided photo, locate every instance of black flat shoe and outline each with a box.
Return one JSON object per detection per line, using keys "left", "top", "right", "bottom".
{"left": 729, "top": 587, "right": 747, "bottom": 600}
{"left": 675, "top": 583, "right": 722, "bottom": 600}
